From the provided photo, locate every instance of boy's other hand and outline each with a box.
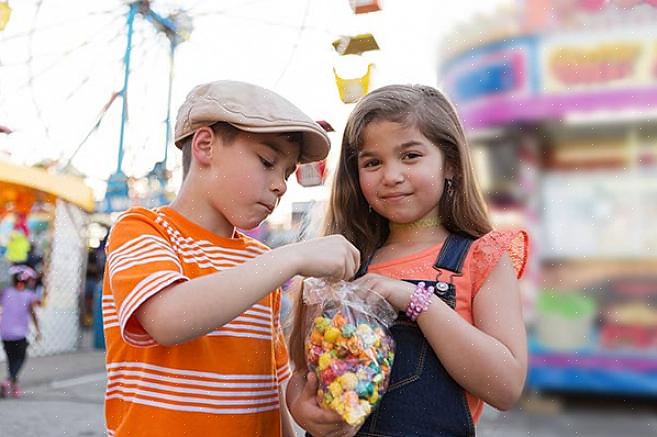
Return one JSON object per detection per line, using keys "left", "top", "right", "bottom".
{"left": 286, "top": 235, "right": 360, "bottom": 281}
{"left": 289, "top": 372, "right": 360, "bottom": 437}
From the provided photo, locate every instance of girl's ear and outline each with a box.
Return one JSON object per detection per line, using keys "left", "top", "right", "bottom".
{"left": 444, "top": 161, "right": 456, "bottom": 180}
{"left": 191, "top": 126, "right": 215, "bottom": 166}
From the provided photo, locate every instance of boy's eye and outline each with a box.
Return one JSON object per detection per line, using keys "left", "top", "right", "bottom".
{"left": 260, "top": 157, "right": 274, "bottom": 168}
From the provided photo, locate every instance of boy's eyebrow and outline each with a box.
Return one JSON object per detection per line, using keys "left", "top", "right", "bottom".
{"left": 358, "top": 140, "right": 426, "bottom": 158}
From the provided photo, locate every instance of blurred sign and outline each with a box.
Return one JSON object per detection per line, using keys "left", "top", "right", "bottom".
{"left": 296, "top": 160, "right": 327, "bottom": 187}
{"left": 541, "top": 170, "right": 657, "bottom": 258}
{"left": 542, "top": 33, "right": 657, "bottom": 92}
{"left": 442, "top": 42, "right": 531, "bottom": 104}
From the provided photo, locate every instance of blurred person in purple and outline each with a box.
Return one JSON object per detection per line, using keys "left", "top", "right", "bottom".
{"left": 0, "top": 264, "right": 41, "bottom": 398}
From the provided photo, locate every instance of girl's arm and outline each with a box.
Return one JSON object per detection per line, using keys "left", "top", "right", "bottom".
{"left": 355, "top": 253, "right": 527, "bottom": 410}
{"left": 419, "top": 253, "right": 527, "bottom": 410}
{"left": 279, "top": 384, "right": 296, "bottom": 437}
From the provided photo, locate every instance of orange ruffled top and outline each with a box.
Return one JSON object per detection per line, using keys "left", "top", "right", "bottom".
{"left": 367, "top": 230, "right": 529, "bottom": 423}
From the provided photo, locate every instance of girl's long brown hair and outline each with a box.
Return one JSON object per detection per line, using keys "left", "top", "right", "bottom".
{"left": 288, "top": 84, "right": 493, "bottom": 372}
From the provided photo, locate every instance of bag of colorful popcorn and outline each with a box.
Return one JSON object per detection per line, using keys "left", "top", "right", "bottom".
{"left": 302, "top": 277, "right": 397, "bottom": 426}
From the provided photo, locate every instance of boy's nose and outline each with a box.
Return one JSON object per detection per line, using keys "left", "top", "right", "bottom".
{"left": 270, "top": 176, "right": 287, "bottom": 196}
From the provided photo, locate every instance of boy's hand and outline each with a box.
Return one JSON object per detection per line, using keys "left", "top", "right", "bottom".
{"left": 289, "top": 372, "right": 360, "bottom": 437}
{"left": 352, "top": 273, "right": 414, "bottom": 312}
{"left": 286, "top": 235, "right": 360, "bottom": 281}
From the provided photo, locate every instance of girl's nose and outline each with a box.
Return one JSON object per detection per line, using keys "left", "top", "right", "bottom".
{"left": 382, "top": 164, "right": 405, "bottom": 185}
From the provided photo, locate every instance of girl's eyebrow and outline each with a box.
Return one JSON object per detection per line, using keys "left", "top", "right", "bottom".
{"left": 358, "top": 140, "right": 426, "bottom": 158}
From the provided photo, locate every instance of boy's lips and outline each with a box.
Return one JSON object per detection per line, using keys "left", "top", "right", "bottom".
{"left": 258, "top": 202, "right": 275, "bottom": 213}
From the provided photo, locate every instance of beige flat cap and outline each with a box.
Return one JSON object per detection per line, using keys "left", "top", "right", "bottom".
{"left": 174, "top": 80, "right": 330, "bottom": 163}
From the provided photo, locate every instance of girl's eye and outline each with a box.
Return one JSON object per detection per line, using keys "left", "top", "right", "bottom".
{"left": 363, "top": 159, "right": 380, "bottom": 168}
{"left": 260, "top": 157, "right": 274, "bottom": 169}
{"left": 402, "top": 152, "right": 421, "bottom": 160}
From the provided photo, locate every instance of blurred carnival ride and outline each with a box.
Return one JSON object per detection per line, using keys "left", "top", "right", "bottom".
{"left": 0, "top": 159, "right": 94, "bottom": 360}
{"left": 440, "top": 0, "right": 657, "bottom": 397}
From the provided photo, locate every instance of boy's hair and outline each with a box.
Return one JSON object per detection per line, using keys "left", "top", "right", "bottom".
{"left": 325, "top": 84, "right": 492, "bottom": 265}
{"left": 180, "top": 123, "right": 305, "bottom": 179}
{"left": 180, "top": 122, "right": 240, "bottom": 179}
{"left": 288, "top": 85, "right": 494, "bottom": 370}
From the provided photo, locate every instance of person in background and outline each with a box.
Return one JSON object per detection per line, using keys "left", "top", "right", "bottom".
{"left": 1, "top": 264, "right": 41, "bottom": 398}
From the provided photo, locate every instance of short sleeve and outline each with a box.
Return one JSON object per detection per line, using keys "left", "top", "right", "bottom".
{"left": 470, "top": 230, "right": 529, "bottom": 296}
{"left": 105, "top": 208, "right": 189, "bottom": 347}
{"left": 272, "top": 288, "right": 291, "bottom": 384}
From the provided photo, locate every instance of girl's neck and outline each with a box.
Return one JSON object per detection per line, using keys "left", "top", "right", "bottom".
{"left": 386, "top": 219, "right": 449, "bottom": 247}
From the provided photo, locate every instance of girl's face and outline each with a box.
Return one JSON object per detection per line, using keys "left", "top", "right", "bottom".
{"left": 357, "top": 120, "right": 453, "bottom": 225}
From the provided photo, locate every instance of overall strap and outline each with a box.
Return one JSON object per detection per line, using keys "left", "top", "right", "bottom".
{"left": 433, "top": 233, "right": 475, "bottom": 274}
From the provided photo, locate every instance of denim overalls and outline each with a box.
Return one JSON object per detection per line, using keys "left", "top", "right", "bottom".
{"left": 354, "top": 233, "right": 477, "bottom": 437}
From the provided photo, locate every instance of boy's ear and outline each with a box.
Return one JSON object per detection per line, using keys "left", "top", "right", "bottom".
{"left": 191, "top": 127, "right": 215, "bottom": 166}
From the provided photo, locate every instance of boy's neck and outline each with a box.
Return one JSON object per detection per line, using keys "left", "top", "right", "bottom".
{"left": 169, "top": 184, "right": 236, "bottom": 238}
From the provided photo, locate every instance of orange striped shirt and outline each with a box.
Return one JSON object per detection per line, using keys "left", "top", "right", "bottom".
{"left": 102, "top": 206, "right": 290, "bottom": 437}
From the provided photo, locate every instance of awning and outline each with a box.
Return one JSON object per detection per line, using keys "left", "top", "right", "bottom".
{"left": 0, "top": 159, "right": 94, "bottom": 212}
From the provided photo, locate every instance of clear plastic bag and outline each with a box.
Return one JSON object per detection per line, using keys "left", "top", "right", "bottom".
{"left": 303, "top": 277, "right": 397, "bottom": 426}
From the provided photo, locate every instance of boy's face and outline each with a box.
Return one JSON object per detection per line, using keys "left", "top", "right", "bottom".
{"left": 208, "top": 131, "right": 300, "bottom": 230}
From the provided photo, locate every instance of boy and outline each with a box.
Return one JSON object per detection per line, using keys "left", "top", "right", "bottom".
{"left": 102, "top": 80, "right": 360, "bottom": 436}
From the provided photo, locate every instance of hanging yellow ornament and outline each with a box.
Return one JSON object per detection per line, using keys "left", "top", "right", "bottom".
{"left": 334, "top": 64, "right": 373, "bottom": 104}
{"left": 0, "top": 2, "right": 12, "bottom": 32}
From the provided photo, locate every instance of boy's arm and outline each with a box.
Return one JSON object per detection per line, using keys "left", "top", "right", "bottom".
{"left": 136, "top": 248, "right": 297, "bottom": 346}
{"left": 135, "top": 236, "right": 359, "bottom": 346}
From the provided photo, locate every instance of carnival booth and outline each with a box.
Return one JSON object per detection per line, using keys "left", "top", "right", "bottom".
{"left": 440, "top": 0, "right": 657, "bottom": 396}
{"left": 0, "top": 159, "right": 94, "bottom": 360}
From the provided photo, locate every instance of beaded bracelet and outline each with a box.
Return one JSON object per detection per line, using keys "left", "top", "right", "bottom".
{"left": 405, "top": 281, "right": 434, "bottom": 321}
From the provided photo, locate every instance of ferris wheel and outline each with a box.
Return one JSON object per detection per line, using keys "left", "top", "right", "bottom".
{"left": 0, "top": 0, "right": 384, "bottom": 212}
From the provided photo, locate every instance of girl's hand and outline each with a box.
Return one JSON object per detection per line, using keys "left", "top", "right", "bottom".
{"left": 288, "top": 372, "right": 360, "bottom": 437}
{"left": 352, "top": 273, "right": 415, "bottom": 312}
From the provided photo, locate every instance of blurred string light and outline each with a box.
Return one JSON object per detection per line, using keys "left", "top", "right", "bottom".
{"left": 332, "top": 4, "right": 380, "bottom": 104}
{"left": 0, "top": 1, "right": 10, "bottom": 31}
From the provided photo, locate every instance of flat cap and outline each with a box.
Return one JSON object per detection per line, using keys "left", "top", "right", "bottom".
{"left": 174, "top": 80, "right": 330, "bottom": 163}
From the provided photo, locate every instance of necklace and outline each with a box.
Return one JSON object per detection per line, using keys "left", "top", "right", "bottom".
{"left": 389, "top": 216, "right": 441, "bottom": 230}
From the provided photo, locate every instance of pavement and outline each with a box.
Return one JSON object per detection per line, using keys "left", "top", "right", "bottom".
{"left": 1, "top": 337, "right": 656, "bottom": 436}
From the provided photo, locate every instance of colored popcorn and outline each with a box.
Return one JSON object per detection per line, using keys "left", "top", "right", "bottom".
{"left": 305, "top": 311, "right": 395, "bottom": 426}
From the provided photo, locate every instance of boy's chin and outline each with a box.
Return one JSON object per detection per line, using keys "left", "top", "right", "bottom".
{"left": 237, "top": 217, "right": 266, "bottom": 231}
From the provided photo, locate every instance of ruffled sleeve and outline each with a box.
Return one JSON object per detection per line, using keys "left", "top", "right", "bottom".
{"left": 470, "top": 230, "right": 529, "bottom": 296}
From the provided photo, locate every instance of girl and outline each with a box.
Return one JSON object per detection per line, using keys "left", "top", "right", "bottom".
{"left": 287, "top": 84, "right": 529, "bottom": 436}
{"left": 1, "top": 264, "right": 41, "bottom": 399}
